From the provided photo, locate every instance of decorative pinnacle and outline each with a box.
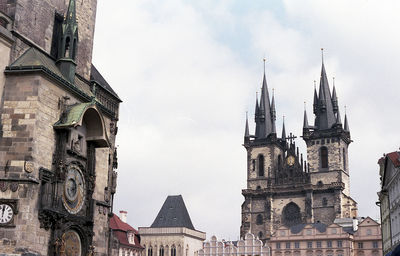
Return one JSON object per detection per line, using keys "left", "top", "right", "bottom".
{"left": 313, "top": 80, "right": 316, "bottom": 89}
{"left": 263, "top": 57, "right": 266, "bottom": 74}
{"left": 333, "top": 77, "right": 335, "bottom": 86}
{"left": 344, "top": 105, "right": 347, "bottom": 114}
{"left": 304, "top": 101, "right": 306, "bottom": 110}
{"left": 321, "top": 48, "right": 324, "bottom": 62}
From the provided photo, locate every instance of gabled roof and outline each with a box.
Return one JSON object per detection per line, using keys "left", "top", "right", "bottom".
{"left": 151, "top": 195, "right": 195, "bottom": 230}
{"left": 110, "top": 214, "right": 143, "bottom": 249}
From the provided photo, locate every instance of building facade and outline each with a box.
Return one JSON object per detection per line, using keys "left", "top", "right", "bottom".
{"left": 0, "top": 0, "right": 121, "bottom": 255}
{"left": 378, "top": 151, "right": 400, "bottom": 254}
{"left": 110, "top": 211, "right": 144, "bottom": 256}
{"left": 139, "top": 195, "right": 206, "bottom": 256}
{"left": 196, "top": 233, "right": 270, "bottom": 256}
{"left": 269, "top": 217, "right": 382, "bottom": 256}
{"left": 241, "top": 58, "right": 358, "bottom": 242}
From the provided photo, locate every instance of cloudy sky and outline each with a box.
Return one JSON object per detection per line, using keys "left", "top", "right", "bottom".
{"left": 92, "top": 0, "right": 400, "bottom": 240}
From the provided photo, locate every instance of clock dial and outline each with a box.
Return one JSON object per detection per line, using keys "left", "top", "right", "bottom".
{"left": 0, "top": 204, "right": 13, "bottom": 224}
{"left": 61, "top": 230, "right": 82, "bottom": 256}
{"left": 286, "top": 156, "right": 295, "bottom": 166}
{"left": 62, "top": 164, "right": 85, "bottom": 214}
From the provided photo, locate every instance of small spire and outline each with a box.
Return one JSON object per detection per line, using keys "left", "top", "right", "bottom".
{"left": 263, "top": 57, "right": 266, "bottom": 75}
{"left": 245, "top": 112, "right": 250, "bottom": 138}
{"left": 281, "top": 115, "right": 286, "bottom": 140}
{"left": 313, "top": 81, "right": 318, "bottom": 114}
{"left": 332, "top": 78, "right": 338, "bottom": 113}
{"left": 303, "top": 102, "right": 309, "bottom": 129}
{"left": 321, "top": 48, "right": 324, "bottom": 63}
{"left": 336, "top": 107, "right": 342, "bottom": 125}
{"left": 344, "top": 106, "right": 350, "bottom": 132}
{"left": 271, "top": 91, "right": 276, "bottom": 133}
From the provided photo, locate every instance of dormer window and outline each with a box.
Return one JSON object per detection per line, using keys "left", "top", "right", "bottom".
{"left": 127, "top": 231, "right": 135, "bottom": 244}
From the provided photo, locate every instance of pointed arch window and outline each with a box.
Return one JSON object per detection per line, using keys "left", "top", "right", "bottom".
{"left": 159, "top": 246, "right": 164, "bottom": 256}
{"left": 258, "top": 154, "right": 264, "bottom": 177}
{"left": 171, "top": 245, "right": 176, "bottom": 256}
{"left": 320, "top": 147, "right": 328, "bottom": 169}
{"left": 278, "top": 155, "right": 282, "bottom": 171}
{"left": 343, "top": 148, "right": 346, "bottom": 171}
{"left": 258, "top": 231, "right": 263, "bottom": 239}
{"left": 148, "top": 246, "right": 153, "bottom": 256}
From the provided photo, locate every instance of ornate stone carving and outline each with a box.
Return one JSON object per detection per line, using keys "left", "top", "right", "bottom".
{"left": 10, "top": 182, "right": 18, "bottom": 192}
{"left": 0, "top": 181, "right": 7, "bottom": 192}
{"left": 24, "top": 161, "right": 34, "bottom": 173}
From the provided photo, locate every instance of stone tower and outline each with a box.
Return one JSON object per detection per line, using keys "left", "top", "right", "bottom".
{"left": 0, "top": 0, "right": 121, "bottom": 255}
{"left": 240, "top": 59, "right": 357, "bottom": 242}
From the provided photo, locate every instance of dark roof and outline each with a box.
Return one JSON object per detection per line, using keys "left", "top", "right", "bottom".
{"left": 110, "top": 214, "right": 143, "bottom": 249}
{"left": 387, "top": 152, "right": 400, "bottom": 168}
{"left": 289, "top": 222, "right": 327, "bottom": 234}
{"left": 90, "top": 64, "right": 121, "bottom": 101}
{"left": 151, "top": 195, "right": 195, "bottom": 230}
{"left": 343, "top": 226, "right": 356, "bottom": 234}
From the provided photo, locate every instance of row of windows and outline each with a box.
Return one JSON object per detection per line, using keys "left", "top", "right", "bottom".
{"left": 147, "top": 246, "right": 176, "bottom": 256}
{"left": 275, "top": 241, "right": 379, "bottom": 249}
{"left": 252, "top": 147, "right": 346, "bottom": 175}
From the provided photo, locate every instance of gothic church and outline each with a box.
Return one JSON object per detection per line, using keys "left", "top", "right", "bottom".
{"left": 0, "top": 0, "right": 120, "bottom": 255}
{"left": 240, "top": 58, "right": 358, "bottom": 242}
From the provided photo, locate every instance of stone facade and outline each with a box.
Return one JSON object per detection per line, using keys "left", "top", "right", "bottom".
{"left": 241, "top": 61, "right": 358, "bottom": 242}
{"left": 0, "top": 1, "right": 121, "bottom": 255}
{"left": 196, "top": 233, "right": 270, "bottom": 256}
{"left": 269, "top": 217, "right": 382, "bottom": 256}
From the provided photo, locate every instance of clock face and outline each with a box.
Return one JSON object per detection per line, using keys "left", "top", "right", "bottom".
{"left": 286, "top": 155, "right": 295, "bottom": 166}
{"left": 62, "top": 230, "right": 82, "bottom": 256}
{"left": 62, "top": 164, "right": 85, "bottom": 214}
{"left": 0, "top": 204, "right": 13, "bottom": 224}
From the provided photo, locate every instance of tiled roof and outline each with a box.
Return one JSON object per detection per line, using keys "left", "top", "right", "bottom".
{"left": 151, "top": 195, "right": 195, "bottom": 230}
{"left": 90, "top": 64, "right": 121, "bottom": 101}
{"left": 387, "top": 152, "right": 400, "bottom": 168}
{"left": 110, "top": 214, "right": 143, "bottom": 249}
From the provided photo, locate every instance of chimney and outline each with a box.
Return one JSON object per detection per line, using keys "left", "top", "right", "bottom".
{"left": 352, "top": 217, "right": 359, "bottom": 231}
{"left": 120, "top": 210, "right": 127, "bottom": 223}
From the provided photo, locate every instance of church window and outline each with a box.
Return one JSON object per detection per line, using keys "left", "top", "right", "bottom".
{"left": 278, "top": 155, "right": 282, "bottom": 170}
{"left": 337, "top": 240, "right": 343, "bottom": 248}
{"left": 171, "top": 246, "right": 176, "bottom": 256}
{"left": 327, "top": 241, "right": 332, "bottom": 248}
{"left": 252, "top": 159, "right": 256, "bottom": 172}
{"left": 256, "top": 214, "right": 263, "bottom": 225}
{"left": 258, "top": 154, "right": 264, "bottom": 177}
{"left": 373, "top": 241, "right": 378, "bottom": 248}
{"left": 321, "top": 147, "right": 328, "bottom": 168}
{"left": 276, "top": 243, "right": 281, "bottom": 249}
{"left": 65, "top": 36, "right": 71, "bottom": 57}
{"left": 343, "top": 148, "right": 346, "bottom": 170}
{"left": 322, "top": 197, "right": 328, "bottom": 206}
{"left": 307, "top": 242, "right": 312, "bottom": 248}
{"left": 148, "top": 247, "right": 153, "bottom": 256}
{"left": 282, "top": 202, "right": 301, "bottom": 227}
{"left": 316, "top": 241, "right": 321, "bottom": 248}
{"left": 258, "top": 231, "right": 263, "bottom": 239}
{"left": 358, "top": 242, "right": 363, "bottom": 249}
{"left": 286, "top": 242, "right": 291, "bottom": 249}
{"left": 295, "top": 242, "right": 300, "bottom": 248}
{"left": 159, "top": 246, "right": 164, "bottom": 256}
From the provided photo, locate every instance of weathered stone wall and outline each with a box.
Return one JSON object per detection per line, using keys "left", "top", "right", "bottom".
{"left": 0, "top": 26, "right": 12, "bottom": 107}
{"left": 306, "top": 137, "right": 349, "bottom": 174}
{"left": 0, "top": 0, "right": 97, "bottom": 80}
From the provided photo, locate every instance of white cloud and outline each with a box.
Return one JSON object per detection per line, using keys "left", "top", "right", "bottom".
{"left": 92, "top": 0, "right": 398, "bottom": 240}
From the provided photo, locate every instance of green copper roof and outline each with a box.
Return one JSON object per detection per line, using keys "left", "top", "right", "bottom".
{"left": 54, "top": 102, "right": 94, "bottom": 128}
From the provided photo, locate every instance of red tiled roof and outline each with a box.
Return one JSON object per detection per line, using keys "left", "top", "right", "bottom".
{"left": 110, "top": 214, "right": 144, "bottom": 249}
{"left": 387, "top": 152, "right": 400, "bottom": 167}
{"left": 110, "top": 214, "right": 137, "bottom": 232}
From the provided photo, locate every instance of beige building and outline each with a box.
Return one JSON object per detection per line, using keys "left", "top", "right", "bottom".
{"left": 139, "top": 195, "right": 206, "bottom": 256}
{"left": 0, "top": 0, "right": 121, "bottom": 255}
{"left": 196, "top": 233, "right": 270, "bottom": 256}
{"left": 269, "top": 217, "right": 382, "bottom": 256}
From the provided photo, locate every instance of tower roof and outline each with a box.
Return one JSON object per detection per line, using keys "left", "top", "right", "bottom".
{"left": 151, "top": 195, "right": 195, "bottom": 230}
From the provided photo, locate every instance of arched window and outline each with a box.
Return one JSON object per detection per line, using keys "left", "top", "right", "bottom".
{"left": 282, "top": 202, "right": 301, "bottom": 227}
{"left": 171, "top": 246, "right": 176, "bottom": 256}
{"left": 258, "top": 154, "right": 264, "bottom": 177}
{"left": 159, "top": 246, "right": 164, "bottom": 256}
{"left": 258, "top": 231, "right": 263, "bottom": 239}
{"left": 148, "top": 247, "right": 153, "bottom": 256}
{"left": 343, "top": 148, "right": 346, "bottom": 171}
{"left": 256, "top": 214, "right": 263, "bottom": 225}
{"left": 278, "top": 155, "right": 282, "bottom": 171}
{"left": 320, "top": 147, "right": 328, "bottom": 169}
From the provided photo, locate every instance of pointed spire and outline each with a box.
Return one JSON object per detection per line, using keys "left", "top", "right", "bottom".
{"left": 313, "top": 80, "right": 318, "bottom": 114}
{"left": 281, "top": 116, "right": 286, "bottom": 140}
{"left": 303, "top": 102, "right": 309, "bottom": 129}
{"left": 344, "top": 106, "right": 350, "bottom": 132}
{"left": 245, "top": 112, "right": 250, "bottom": 137}
{"left": 336, "top": 107, "right": 342, "bottom": 126}
{"left": 65, "top": 0, "right": 77, "bottom": 28}
{"left": 271, "top": 89, "right": 276, "bottom": 134}
{"left": 332, "top": 78, "right": 338, "bottom": 113}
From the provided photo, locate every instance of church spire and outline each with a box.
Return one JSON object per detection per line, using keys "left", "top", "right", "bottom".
{"left": 332, "top": 78, "right": 338, "bottom": 113}
{"left": 281, "top": 116, "right": 286, "bottom": 141}
{"left": 244, "top": 112, "right": 250, "bottom": 143}
{"left": 313, "top": 81, "right": 318, "bottom": 114}
{"left": 271, "top": 89, "right": 276, "bottom": 134}
{"left": 303, "top": 103, "right": 309, "bottom": 129}
{"left": 315, "top": 49, "right": 336, "bottom": 130}
{"left": 57, "top": 0, "right": 79, "bottom": 83}
{"left": 336, "top": 107, "right": 342, "bottom": 126}
{"left": 344, "top": 107, "right": 350, "bottom": 132}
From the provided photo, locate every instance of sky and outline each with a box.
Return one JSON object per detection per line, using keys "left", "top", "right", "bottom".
{"left": 91, "top": 0, "right": 400, "bottom": 241}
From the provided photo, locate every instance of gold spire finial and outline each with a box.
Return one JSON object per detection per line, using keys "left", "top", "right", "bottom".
{"left": 263, "top": 57, "right": 266, "bottom": 74}
{"left": 321, "top": 48, "right": 324, "bottom": 62}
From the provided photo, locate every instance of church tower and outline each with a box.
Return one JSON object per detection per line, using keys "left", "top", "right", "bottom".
{"left": 240, "top": 57, "right": 357, "bottom": 242}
